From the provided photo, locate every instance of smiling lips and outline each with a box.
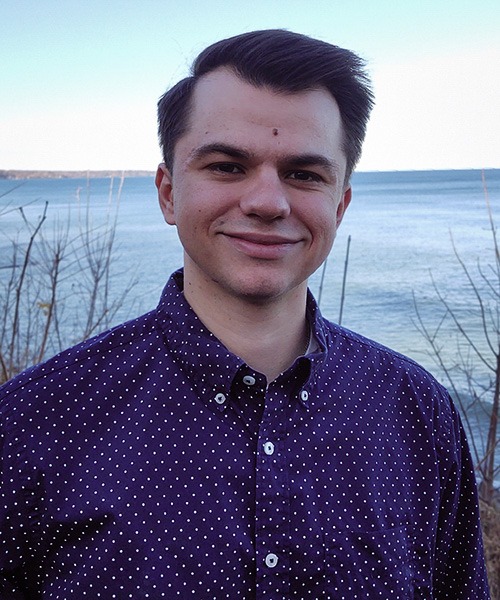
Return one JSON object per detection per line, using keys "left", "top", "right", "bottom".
{"left": 222, "top": 231, "right": 301, "bottom": 259}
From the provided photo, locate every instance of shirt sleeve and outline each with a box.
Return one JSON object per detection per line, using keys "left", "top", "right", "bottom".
{"left": 432, "top": 394, "right": 490, "bottom": 599}
{"left": 0, "top": 408, "right": 40, "bottom": 598}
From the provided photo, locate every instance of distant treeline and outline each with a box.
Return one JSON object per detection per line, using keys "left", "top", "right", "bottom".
{"left": 0, "top": 170, "right": 155, "bottom": 180}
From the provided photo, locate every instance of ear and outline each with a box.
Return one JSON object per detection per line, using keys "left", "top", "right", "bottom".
{"left": 336, "top": 185, "right": 352, "bottom": 227}
{"left": 156, "top": 163, "right": 176, "bottom": 225}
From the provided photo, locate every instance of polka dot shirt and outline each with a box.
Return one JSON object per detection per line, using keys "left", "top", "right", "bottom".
{"left": 0, "top": 270, "right": 489, "bottom": 598}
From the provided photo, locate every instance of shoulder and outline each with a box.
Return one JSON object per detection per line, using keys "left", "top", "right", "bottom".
{"left": 0, "top": 309, "right": 160, "bottom": 407}
{"left": 308, "top": 291, "right": 444, "bottom": 393}
{"left": 318, "top": 317, "right": 452, "bottom": 412}
{"left": 317, "top": 319, "right": 463, "bottom": 456}
{"left": 323, "top": 320, "right": 445, "bottom": 382}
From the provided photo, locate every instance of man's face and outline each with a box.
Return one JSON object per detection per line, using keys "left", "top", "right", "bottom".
{"left": 156, "top": 68, "right": 351, "bottom": 305}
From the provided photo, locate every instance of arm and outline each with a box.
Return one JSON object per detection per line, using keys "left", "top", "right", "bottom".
{"left": 0, "top": 417, "right": 40, "bottom": 598}
{"left": 433, "top": 397, "right": 490, "bottom": 599}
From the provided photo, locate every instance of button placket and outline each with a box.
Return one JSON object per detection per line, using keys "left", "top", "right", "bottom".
{"left": 254, "top": 385, "right": 290, "bottom": 594}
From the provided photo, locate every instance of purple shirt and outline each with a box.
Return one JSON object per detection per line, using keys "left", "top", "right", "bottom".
{"left": 0, "top": 270, "right": 489, "bottom": 598}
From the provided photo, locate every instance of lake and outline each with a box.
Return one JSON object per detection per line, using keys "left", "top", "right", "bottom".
{"left": 1, "top": 168, "right": 499, "bottom": 478}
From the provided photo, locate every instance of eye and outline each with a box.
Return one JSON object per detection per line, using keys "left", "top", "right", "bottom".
{"left": 287, "top": 170, "right": 323, "bottom": 183}
{"left": 208, "top": 162, "right": 244, "bottom": 175}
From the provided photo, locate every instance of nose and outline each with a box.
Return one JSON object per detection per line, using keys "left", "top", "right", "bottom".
{"left": 239, "top": 169, "right": 291, "bottom": 221}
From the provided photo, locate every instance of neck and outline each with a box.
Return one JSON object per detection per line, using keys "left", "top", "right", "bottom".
{"left": 183, "top": 269, "right": 309, "bottom": 382}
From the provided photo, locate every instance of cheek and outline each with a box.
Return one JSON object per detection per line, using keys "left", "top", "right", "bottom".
{"left": 174, "top": 180, "right": 224, "bottom": 217}
{"left": 309, "top": 212, "right": 338, "bottom": 245}
{"left": 298, "top": 194, "right": 340, "bottom": 236}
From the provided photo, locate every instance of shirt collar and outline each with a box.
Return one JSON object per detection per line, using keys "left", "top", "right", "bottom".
{"left": 155, "top": 270, "right": 329, "bottom": 402}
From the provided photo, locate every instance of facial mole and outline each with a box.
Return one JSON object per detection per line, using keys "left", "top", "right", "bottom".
{"left": 272, "top": 128, "right": 279, "bottom": 136}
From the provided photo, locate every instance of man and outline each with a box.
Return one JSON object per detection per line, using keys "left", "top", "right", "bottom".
{"left": 0, "top": 30, "right": 489, "bottom": 598}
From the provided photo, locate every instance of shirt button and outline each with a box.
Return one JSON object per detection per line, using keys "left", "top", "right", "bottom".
{"left": 214, "top": 393, "right": 226, "bottom": 404}
{"left": 300, "top": 389, "right": 309, "bottom": 402}
{"left": 242, "top": 375, "right": 256, "bottom": 386}
{"left": 263, "top": 441, "right": 275, "bottom": 456}
{"left": 265, "top": 553, "right": 279, "bottom": 568}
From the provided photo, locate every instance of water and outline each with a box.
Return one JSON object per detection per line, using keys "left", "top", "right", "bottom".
{"left": 1, "top": 169, "right": 499, "bottom": 478}
{"left": 0, "top": 169, "right": 497, "bottom": 363}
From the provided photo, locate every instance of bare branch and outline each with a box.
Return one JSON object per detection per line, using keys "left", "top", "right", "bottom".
{"left": 0, "top": 179, "right": 137, "bottom": 383}
{"left": 414, "top": 173, "right": 499, "bottom": 504}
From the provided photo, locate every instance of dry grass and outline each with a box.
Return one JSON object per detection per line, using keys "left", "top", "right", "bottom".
{"left": 480, "top": 500, "right": 500, "bottom": 599}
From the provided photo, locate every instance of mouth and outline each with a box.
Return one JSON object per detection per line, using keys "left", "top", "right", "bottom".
{"left": 222, "top": 232, "right": 301, "bottom": 259}
{"left": 227, "top": 232, "right": 297, "bottom": 245}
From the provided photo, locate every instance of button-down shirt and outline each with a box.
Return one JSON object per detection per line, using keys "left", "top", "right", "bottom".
{"left": 0, "top": 270, "right": 489, "bottom": 598}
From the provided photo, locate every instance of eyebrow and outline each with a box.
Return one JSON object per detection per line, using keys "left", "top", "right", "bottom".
{"left": 189, "top": 142, "right": 341, "bottom": 176}
{"left": 189, "top": 143, "right": 251, "bottom": 162}
{"left": 285, "top": 154, "right": 340, "bottom": 174}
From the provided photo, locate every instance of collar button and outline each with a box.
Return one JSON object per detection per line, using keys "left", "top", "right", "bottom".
{"left": 214, "top": 392, "right": 226, "bottom": 404}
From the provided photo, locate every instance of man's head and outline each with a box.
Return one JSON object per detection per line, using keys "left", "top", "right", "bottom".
{"left": 157, "top": 29, "right": 374, "bottom": 181}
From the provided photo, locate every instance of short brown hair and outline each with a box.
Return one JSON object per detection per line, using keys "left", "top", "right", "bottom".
{"left": 158, "top": 29, "right": 374, "bottom": 180}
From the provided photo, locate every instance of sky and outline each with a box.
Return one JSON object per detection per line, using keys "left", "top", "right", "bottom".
{"left": 1, "top": 0, "right": 499, "bottom": 173}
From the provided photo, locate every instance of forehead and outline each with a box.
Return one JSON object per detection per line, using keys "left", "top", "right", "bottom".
{"left": 182, "top": 68, "right": 344, "bottom": 155}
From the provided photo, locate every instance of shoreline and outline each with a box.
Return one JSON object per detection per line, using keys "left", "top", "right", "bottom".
{"left": 2, "top": 167, "right": 499, "bottom": 181}
{"left": 0, "top": 169, "right": 156, "bottom": 180}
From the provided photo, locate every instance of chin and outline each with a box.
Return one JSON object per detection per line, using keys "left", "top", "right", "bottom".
{"left": 222, "top": 273, "right": 305, "bottom": 305}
